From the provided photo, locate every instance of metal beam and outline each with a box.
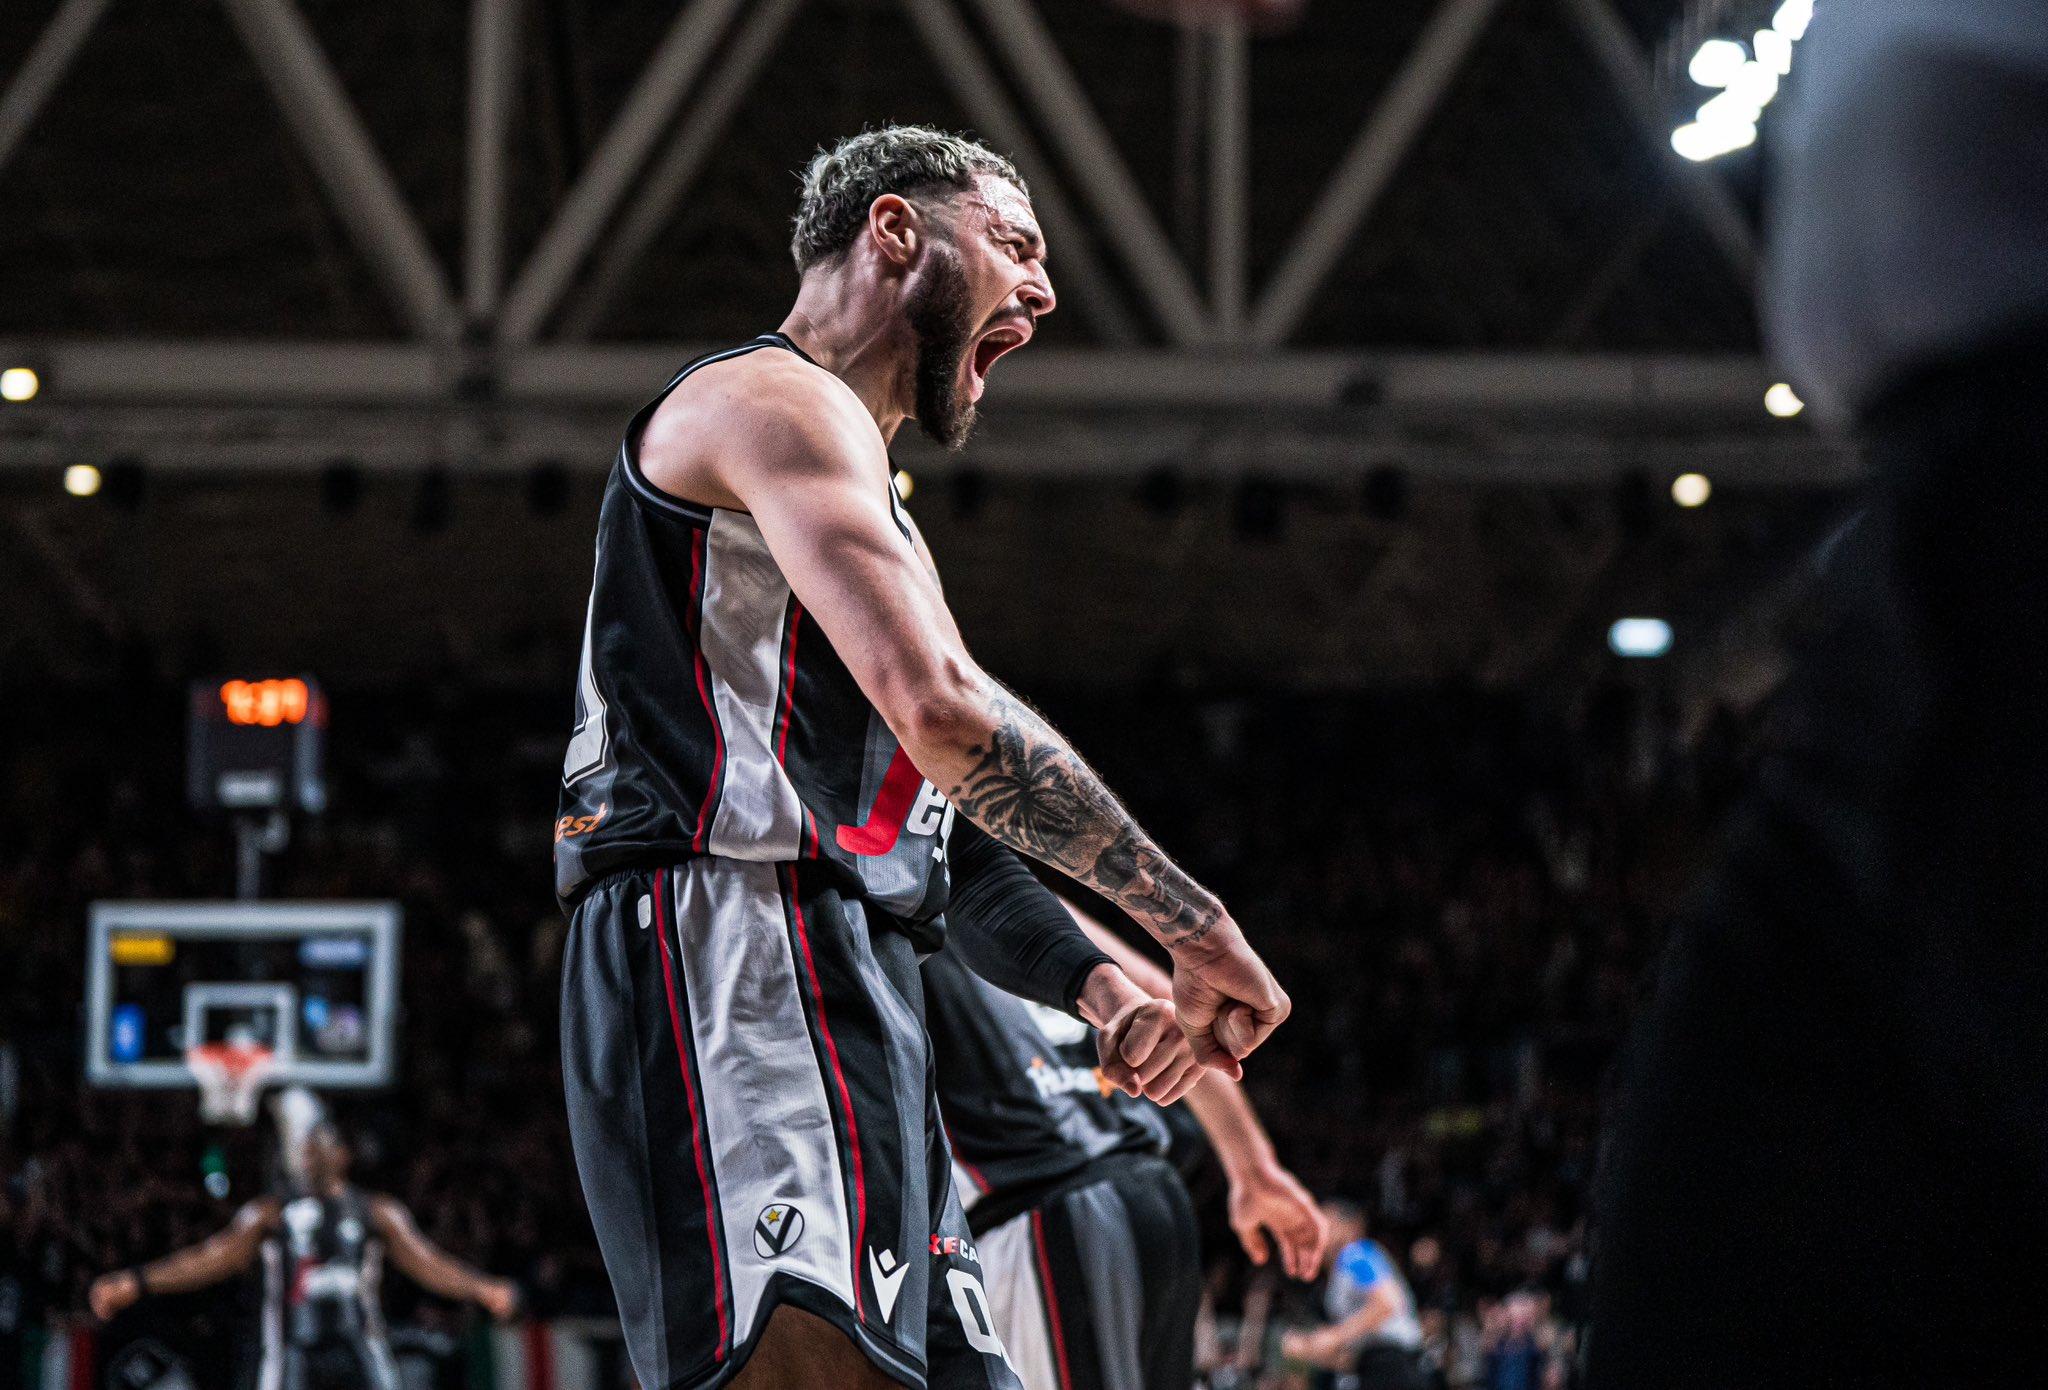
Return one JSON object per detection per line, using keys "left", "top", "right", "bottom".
{"left": 1251, "top": 0, "right": 1506, "bottom": 346}
{"left": 496, "top": 0, "right": 750, "bottom": 346}
{"left": 0, "top": 0, "right": 112, "bottom": 181}
{"left": 560, "top": 0, "right": 807, "bottom": 341}
{"left": 0, "top": 342, "right": 1852, "bottom": 480}
{"left": 4, "top": 506, "right": 125, "bottom": 641}
{"left": 900, "top": 0, "right": 1138, "bottom": 346}
{"left": 218, "top": 0, "right": 459, "bottom": 341}
{"left": 1557, "top": 0, "right": 1757, "bottom": 283}
{"left": 965, "top": 0, "right": 1212, "bottom": 345}
{"left": 0, "top": 337, "right": 1801, "bottom": 413}
{"left": 1207, "top": 13, "right": 1250, "bottom": 339}
{"left": 463, "top": 0, "right": 523, "bottom": 324}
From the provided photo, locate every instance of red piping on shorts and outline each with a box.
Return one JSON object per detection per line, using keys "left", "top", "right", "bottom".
{"left": 783, "top": 862, "right": 868, "bottom": 1320}
{"left": 653, "top": 868, "right": 731, "bottom": 1360}
{"left": 1031, "top": 1207, "right": 1075, "bottom": 1390}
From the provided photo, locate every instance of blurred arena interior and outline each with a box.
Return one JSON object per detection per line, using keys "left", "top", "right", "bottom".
{"left": 2, "top": 1, "right": 1840, "bottom": 1388}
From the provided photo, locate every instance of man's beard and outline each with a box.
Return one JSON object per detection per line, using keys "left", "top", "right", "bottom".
{"left": 906, "top": 245, "right": 979, "bottom": 451}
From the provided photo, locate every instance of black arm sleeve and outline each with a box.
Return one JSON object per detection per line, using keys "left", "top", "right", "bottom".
{"left": 943, "top": 819, "right": 1116, "bottom": 1018}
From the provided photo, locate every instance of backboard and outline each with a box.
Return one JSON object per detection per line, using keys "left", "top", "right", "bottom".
{"left": 86, "top": 901, "right": 400, "bottom": 1089}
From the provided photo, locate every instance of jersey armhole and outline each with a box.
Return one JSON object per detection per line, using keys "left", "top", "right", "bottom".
{"left": 618, "top": 334, "right": 807, "bottom": 524}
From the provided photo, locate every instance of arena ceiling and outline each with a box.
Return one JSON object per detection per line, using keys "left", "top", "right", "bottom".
{"left": 0, "top": 0, "right": 1762, "bottom": 348}
{"left": 0, "top": 0, "right": 1846, "bottom": 689}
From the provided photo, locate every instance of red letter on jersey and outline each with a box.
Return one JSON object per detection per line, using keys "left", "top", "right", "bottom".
{"left": 836, "top": 746, "right": 926, "bottom": 856}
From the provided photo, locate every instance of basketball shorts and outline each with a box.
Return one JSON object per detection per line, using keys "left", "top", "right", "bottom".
{"left": 275, "top": 1335, "right": 400, "bottom": 1390}
{"left": 562, "top": 859, "right": 1023, "bottom": 1390}
{"left": 975, "top": 1152, "right": 1201, "bottom": 1390}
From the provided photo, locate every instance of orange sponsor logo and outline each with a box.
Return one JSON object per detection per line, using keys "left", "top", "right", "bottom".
{"left": 554, "top": 804, "right": 608, "bottom": 842}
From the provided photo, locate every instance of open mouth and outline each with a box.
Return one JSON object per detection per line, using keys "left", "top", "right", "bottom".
{"left": 967, "top": 323, "right": 1031, "bottom": 400}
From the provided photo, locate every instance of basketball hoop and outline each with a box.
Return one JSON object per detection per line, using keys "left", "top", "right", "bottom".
{"left": 187, "top": 1041, "right": 277, "bottom": 1125}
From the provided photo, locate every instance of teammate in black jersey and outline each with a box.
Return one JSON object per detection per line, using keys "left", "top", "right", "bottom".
{"left": 926, "top": 894, "right": 1325, "bottom": 1390}
{"left": 555, "top": 124, "right": 1290, "bottom": 1390}
{"left": 88, "top": 1116, "right": 518, "bottom": 1390}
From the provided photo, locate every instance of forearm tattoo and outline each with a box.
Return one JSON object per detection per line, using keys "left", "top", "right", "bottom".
{"left": 947, "top": 691, "right": 1223, "bottom": 950}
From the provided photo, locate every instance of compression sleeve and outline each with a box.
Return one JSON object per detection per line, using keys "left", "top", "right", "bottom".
{"left": 944, "top": 819, "right": 1115, "bottom": 1018}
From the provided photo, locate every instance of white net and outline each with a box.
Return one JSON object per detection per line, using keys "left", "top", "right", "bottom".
{"left": 187, "top": 1041, "right": 277, "bottom": 1125}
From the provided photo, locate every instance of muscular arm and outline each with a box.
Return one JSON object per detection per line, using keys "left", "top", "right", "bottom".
{"left": 91, "top": 1200, "right": 275, "bottom": 1317}
{"left": 944, "top": 818, "right": 1114, "bottom": 1017}
{"left": 651, "top": 358, "right": 1287, "bottom": 1072}
{"left": 944, "top": 822, "right": 1202, "bottom": 1103}
{"left": 368, "top": 1197, "right": 516, "bottom": 1317}
{"left": 1067, "top": 899, "right": 1328, "bottom": 1279}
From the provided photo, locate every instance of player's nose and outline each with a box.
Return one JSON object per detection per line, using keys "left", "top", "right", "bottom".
{"left": 1019, "top": 266, "right": 1055, "bottom": 319}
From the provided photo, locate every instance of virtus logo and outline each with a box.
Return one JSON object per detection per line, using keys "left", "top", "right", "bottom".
{"left": 754, "top": 1203, "right": 805, "bottom": 1258}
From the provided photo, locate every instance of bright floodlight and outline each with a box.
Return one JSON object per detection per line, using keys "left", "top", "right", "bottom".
{"left": 893, "top": 469, "right": 915, "bottom": 501}
{"left": 1609, "top": 618, "right": 1673, "bottom": 659}
{"left": 1688, "top": 38, "right": 1749, "bottom": 89}
{"left": 64, "top": 463, "right": 102, "bottom": 497}
{"left": 1773, "top": 0, "right": 1814, "bottom": 42}
{"left": 1671, "top": 473, "right": 1712, "bottom": 508}
{"left": 1754, "top": 27, "right": 1793, "bottom": 75}
{"left": 1765, "top": 383, "right": 1805, "bottom": 418}
{"left": 0, "top": 366, "right": 38, "bottom": 402}
{"left": 1673, "top": 118, "right": 1757, "bottom": 162}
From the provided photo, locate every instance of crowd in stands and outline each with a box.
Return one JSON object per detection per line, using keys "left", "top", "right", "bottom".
{"left": 0, "top": 677, "right": 1751, "bottom": 1386}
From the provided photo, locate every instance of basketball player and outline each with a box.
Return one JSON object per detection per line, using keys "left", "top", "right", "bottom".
{"left": 926, "top": 891, "right": 1325, "bottom": 1390}
{"left": 87, "top": 1117, "right": 519, "bottom": 1390}
{"left": 554, "top": 125, "right": 1290, "bottom": 1390}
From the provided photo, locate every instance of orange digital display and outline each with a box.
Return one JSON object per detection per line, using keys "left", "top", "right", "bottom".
{"left": 219, "top": 679, "right": 311, "bottom": 728}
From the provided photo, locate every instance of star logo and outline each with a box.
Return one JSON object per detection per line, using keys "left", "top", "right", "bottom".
{"left": 754, "top": 1203, "right": 805, "bottom": 1258}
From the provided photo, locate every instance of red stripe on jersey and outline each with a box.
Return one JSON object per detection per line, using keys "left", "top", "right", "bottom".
{"left": 524, "top": 1321, "right": 556, "bottom": 1390}
{"left": 773, "top": 599, "right": 802, "bottom": 764}
{"left": 1031, "top": 1208, "right": 1076, "bottom": 1390}
{"left": 686, "top": 526, "right": 726, "bottom": 853}
{"left": 653, "top": 868, "right": 731, "bottom": 1361}
{"left": 771, "top": 602, "right": 822, "bottom": 857}
{"left": 783, "top": 863, "right": 868, "bottom": 1320}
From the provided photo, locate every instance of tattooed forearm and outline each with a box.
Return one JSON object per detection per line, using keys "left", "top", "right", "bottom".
{"left": 946, "top": 690, "right": 1224, "bottom": 950}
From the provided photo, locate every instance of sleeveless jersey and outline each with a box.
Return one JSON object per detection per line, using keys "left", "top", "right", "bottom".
{"left": 924, "top": 947, "right": 1170, "bottom": 1222}
{"left": 260, "top": 1187, "right": 385, "bottom": 1349}
{"left": 553, "top": 335, "right": 955, "bottom": 941}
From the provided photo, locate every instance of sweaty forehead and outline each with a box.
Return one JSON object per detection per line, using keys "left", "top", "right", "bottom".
{"left": 967, "top": 174, "right": 1041, "bottom": 241}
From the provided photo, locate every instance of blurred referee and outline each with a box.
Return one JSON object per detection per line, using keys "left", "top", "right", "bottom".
{"left": 1589, "top": 1, "right": 2048, "bottom": 1385}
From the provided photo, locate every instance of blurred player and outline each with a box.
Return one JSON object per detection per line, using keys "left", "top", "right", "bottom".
{"left": 1590, "top": 3, "right": 2048, "bottom": 1386}
{"left": 88, "top": 1107, "right": 517, "bottom": 1390}
{"left": 926, "top": 889, "right": 1325, "bottom": 1390}
{"left": 1280, "top": 1202, "right": 1427, "bottom": 1390}
{"left": 554, "top": 124, "right": 1289, "bottom": 1390}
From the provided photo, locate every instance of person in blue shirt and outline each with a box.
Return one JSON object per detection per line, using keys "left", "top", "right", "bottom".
{"left": 1281, "top": 1201, "right": 1429, "bottom": 1390}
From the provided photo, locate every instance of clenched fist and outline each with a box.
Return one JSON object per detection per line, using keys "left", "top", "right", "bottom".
{"left": 1095, "top": 996, "right": 1206, "bottom": 1106}
{"left": 1168, "top": 918, "right": 1290, "bottom": 1079}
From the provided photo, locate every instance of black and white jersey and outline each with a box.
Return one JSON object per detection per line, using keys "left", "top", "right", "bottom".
{"left": 554, "top": 335, "right": 955, "bottom": 941}
{"left": 923, "top": 949, "right": 1170, "bottom": 1227}
{"left": 261, "top": 1187, "right": 385, "bottom": 1350}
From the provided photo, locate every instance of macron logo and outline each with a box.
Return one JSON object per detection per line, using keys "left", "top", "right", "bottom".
{"left": 869, "top": 1246, "right": 910, "bottom": 1324}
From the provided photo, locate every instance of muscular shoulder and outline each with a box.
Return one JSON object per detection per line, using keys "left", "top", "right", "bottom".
{"left": 640, "top": 347, "right": 884, "bottom": 508}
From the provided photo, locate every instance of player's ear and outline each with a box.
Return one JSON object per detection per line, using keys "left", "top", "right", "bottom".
{"left": 868, "top": 194, "right": 921, "bottom": 268}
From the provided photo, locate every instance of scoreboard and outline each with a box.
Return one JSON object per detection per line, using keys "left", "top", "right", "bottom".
{"left": 187, "top": 676, "right": 327, "bottom": 814}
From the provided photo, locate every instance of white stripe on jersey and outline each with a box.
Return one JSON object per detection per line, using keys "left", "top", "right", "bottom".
{"left": 699, "top": 510, "right": 809, "bottom": 862}
{"left": 258, "top": 1240, "right": 283, "bottom": 1390}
